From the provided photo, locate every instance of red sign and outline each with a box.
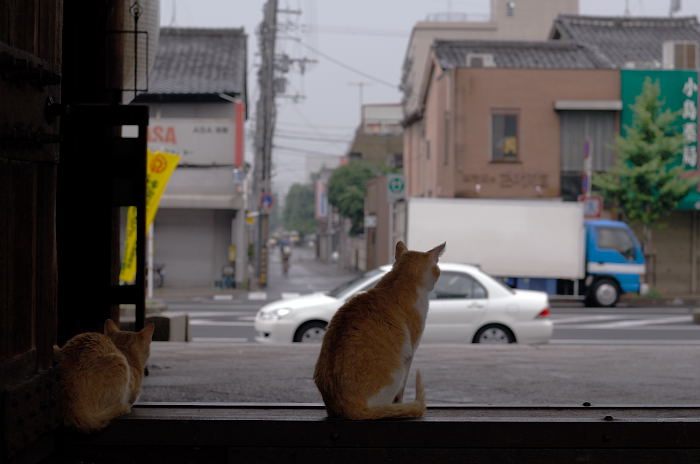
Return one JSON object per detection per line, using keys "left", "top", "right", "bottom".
{"left": 148, "top": 125, "right": 177, "bottom": 144}
{"left": 260, "top": 193, "right": 274, "bottom": 211}
{"left": 234, "top": 101, "right": 245, "bottom": 168}
{"left": 578, "top": 195, "right": 603, "bottom": 218}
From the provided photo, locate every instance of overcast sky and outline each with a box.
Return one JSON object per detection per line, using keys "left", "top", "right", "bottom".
{"left": 159, "top": 0, "right": 700, "bottom": 195}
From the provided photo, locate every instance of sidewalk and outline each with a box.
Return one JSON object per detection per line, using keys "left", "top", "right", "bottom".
{"left": 141, "top": 342, "right": 700, "bottom": 405}
{"left": 151, "top": 246, "right": 359, "bottom": 300}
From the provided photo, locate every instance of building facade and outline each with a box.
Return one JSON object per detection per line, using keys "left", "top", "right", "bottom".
{"left": 403, "top": 15, "right": 700, "bottom": 294}
{"left": 401, "top": 0, "right": 579, "bottom": 118}
{"left": 404, "top": 40, "right": 617, "bottom": 200}
{"left": 135, "top": 28, "right": 249, "bottom": 288}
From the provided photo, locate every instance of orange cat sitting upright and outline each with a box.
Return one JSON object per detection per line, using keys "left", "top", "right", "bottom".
{"left": 314, "top": 240, "right": 445, "bottom": 420}
{"left": 53, "top": 319, "right": 155, "bottom": 432}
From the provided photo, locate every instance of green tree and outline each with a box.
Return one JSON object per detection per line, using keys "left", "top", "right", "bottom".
{"left": 327, "top": 161, "right": 389, "bottom": 235}
{"left": 594, "top": 77, "right": 697, "bottom": 276}
{"left": 283, "top": 183, "right": 316, "bottom": 236}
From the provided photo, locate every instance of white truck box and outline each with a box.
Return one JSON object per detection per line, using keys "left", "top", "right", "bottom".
{"left": 406, "top": 198, "right": 586, "bottom": 280}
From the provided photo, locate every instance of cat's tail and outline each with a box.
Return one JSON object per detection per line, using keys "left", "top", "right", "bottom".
{"left": 347, "top": 370, "right": 426, "bottom": 420}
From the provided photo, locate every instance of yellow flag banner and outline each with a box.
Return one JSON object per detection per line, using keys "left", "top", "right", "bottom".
{"left": 120, "top": 150, "right": 181, "bottom": 283}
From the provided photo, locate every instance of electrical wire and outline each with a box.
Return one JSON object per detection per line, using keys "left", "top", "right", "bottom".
{"left": 275, "top": 133, "right": 352, "bottom": 143}
{"left": 274, "top": 144, "right": 345, "bottom": 157}
{"left": 297, "top": 41, "right": 398, "bottom": 89}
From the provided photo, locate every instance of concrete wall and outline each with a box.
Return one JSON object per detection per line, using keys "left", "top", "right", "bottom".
{"left": 145, "top": 100, "right": 248, "bottom": 287}
{"left": 406, "top": 67, "right": 620, "bottom": 199}
{"left": 154, "top": 208, "right": 236, "bottom": 287}
{"left": 649, "top": 211, "right": 700, "bottom": 294}
{"left": 490, "top": 0, "right": 578, "bottom": 41}
{"left": 453, "top": 68, "right": 619, "bottom": 198}
{"left": 365, "top": 177, "right": 391, "bottom": 268}
{"left": 401, "top": 0, "right": 579, "bottom": 116}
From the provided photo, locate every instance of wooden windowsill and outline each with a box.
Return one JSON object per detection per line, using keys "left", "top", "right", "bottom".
{"left": 53, "top": 403, "right": 700, "bottom": 463}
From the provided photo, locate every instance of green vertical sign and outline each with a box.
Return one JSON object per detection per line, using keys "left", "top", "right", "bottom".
{"left": 621, "top": 70, "right": 700, "bottom": 209}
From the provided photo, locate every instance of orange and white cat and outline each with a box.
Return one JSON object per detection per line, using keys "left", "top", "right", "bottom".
{"left": 314, "top": 241, "right": 445, "bottom": 420}
{"left": 53, "top": 319, "right": 154, "bottom": 432}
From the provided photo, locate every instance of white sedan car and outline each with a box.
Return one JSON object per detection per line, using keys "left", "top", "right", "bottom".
{"left": 255, "top": 263, "right": 553, "bottom": 344}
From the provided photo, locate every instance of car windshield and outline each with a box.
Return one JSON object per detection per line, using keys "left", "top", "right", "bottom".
{"left": 326, "top": 268, "right": 385, "bottom": 298}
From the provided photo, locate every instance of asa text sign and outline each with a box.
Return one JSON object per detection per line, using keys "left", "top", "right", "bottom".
{"left": 147, "top": 118, "right": 235, "bottom": 165}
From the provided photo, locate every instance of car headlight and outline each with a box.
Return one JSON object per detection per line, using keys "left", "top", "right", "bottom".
{"left": 258, "top": 307, "right": 292, "bottom": 320}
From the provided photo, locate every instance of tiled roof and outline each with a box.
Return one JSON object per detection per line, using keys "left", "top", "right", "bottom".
{"left": 142, "top": 27, "right": 247, "bottom": 97}
{"left": 551, "top": 15, "right": 700, "bottom": 68}
{"left": 433, "top": 40, "right": 613, "bottom": 69}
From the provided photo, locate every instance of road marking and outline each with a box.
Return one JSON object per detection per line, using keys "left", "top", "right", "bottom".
{"left": 168, "top": 303, "right": 262, "bottom": 310}
{"left": 178, "top": 311, "right": 252, "bottom": 317}
{"left": 213, "top": 294, "right": 234, "bottom": 301}
{"left": 191, "top": 337, "right": 249, "bottom": 343}
{"left": 551, "top": 339, "right": 700, "bottom": 345}
{"left": 281, "top": 292, "right": 300, "bottom": 299}
{"left": 189, "top": 320, "right": 254, "bottom": 327}
{"left": 552, "top": 315, "right": 623, "bottom": 325}
{"left": 557, "top": 316, "right": 691, "bottom": 329}
{"left": 248, "top": 292, "right": 267, "bottom": 300}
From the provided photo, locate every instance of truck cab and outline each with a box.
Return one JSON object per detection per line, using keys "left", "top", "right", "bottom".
{"left": 584, "top": 220, "right": 646, "bottom": 307}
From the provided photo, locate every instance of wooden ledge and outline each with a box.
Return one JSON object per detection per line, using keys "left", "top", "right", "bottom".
{"left": 53, "top": 404, "right": 700, "bottom": 463}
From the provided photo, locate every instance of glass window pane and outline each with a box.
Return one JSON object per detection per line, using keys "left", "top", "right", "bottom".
{"left": 433, "top": 272, "right": 487, "bottom": 299}
{"left": 492, "top": 113, "right": 518, "bottom": 161}
{"left": 597, "top": 227, "right": 636, "bottom": 261}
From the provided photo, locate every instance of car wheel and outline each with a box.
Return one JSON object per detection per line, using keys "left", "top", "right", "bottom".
{"left": 586, "top": 278, "right": 619, "bottom": 307}
{"left": 293, "top": 321, "right": 327, "bottom": 343}
{"left": 472, "top": 324, "right": 515, "bottom": 344}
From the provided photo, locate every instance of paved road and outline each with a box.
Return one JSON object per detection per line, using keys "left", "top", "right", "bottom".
{"left": 157, "top": 247, "right": 700, "bottom": 345}
{"left": 165, "top": 298, "right": 700, "bottom": 345}
{"left": 143, "top": 248, "right": 700, "bottom": 404}
{"left": 141, "top": 342, "right": 700, "bottom": 404}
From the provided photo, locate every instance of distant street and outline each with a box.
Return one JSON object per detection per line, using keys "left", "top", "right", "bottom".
{"left": 144, "top": 247, "right": 700, "bottom": 404}
{"left": 157, "top": 246, "right": 700, "bottom": 345}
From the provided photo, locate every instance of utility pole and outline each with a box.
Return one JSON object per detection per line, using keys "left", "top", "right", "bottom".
{"left": 253, "top": 0, "right": 278, "bottom": 288}
{"left": 349, "top": 81, "right": 370, "bottom": 123}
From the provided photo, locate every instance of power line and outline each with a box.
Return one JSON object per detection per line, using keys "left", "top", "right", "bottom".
{"left": 276, "top": 128, "right": 353, "bottom": 138}
{"left": 274, "top": 144, "right": 344, "bottom": 157}
{"left": 276, "top": 120, "right": 355, "bottom": 130}
{"left": 275, "top": 133, "right": 352, "bottom": 143}
{"left": 297, "top": 41, "right": 398, "bottom": 89}
{"left": 303, "top": 24, "right": 409, "bottom": 38}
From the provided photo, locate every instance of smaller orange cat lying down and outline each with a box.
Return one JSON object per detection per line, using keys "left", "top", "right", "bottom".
{"left": 54, "top": 319, "right": 155, "bottom": 432}
{"left": 314, "top": 241, "right": 445, "bottom": 420}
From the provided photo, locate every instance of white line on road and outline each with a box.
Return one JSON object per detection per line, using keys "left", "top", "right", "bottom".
{"left": 557, "top": 316, "right": 691, "bottom": 329}
{"left": 177, "top": 311, "right": 252, "bottom": 317}
{"left": 551, "top": 315, "right": 623, "bottom": 325}
{"left": 191, "top": 337, "right": 250, "bottom": 343}
{"left": 213, "top": 294, "right": 234, "bottom": 301}
{"left": 248, "top": 292, "right": 267, "bottom": 301}
{"left": 189, "top": 320, "right": 254, "bottom": 327}
{"left": 551, "top": 339, "right": 700, "bottom": 345}
{"left": 281, "top": 292, "right": 301, "bottom": 299}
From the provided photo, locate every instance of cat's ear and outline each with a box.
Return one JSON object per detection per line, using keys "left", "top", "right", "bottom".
{"left": 428, "top": 242, "right": 446, "bottom": 262}
{"left": 140, "top": 323, "right": 155, "bottom": 341}
{"left": 104, "top": 319, "right": 119, "bottom": 335}
{"left": 395, "top": 241, "right": 408, "bottom": 260}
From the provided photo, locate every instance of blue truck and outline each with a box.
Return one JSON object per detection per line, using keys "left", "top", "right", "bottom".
{"left": 406, "top": 198, "right": 647, "bottom": 307}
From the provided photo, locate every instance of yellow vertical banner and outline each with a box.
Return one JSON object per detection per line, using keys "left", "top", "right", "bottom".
{"left": 120, "top": 150, "right": 181, "bottom": 283}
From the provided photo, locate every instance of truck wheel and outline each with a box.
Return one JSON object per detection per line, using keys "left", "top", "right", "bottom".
{"left": 472, "top": 324, "right": 516, "bottom": 344}
{"left": 586, "top": 278, "right": 619, "bottom": 307}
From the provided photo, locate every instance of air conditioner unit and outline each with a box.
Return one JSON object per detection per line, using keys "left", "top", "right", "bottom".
{"left": 623, "top": 60, "right": 661, "bottom": 70}
{"left": 663, "top": 41, "right": 698, "bottom": 70}
{"left": 466, "top": 53, "right": 496, "bottom": 68}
